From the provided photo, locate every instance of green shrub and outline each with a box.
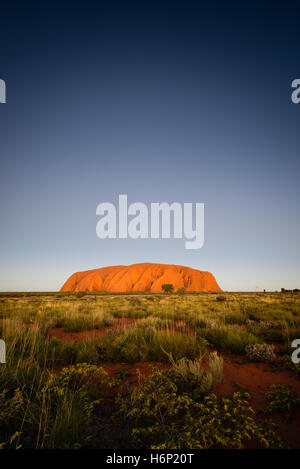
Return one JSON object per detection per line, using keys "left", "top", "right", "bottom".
{"left": 261, "top": 329, "right": 285, "bottom": 343}
{"left": 197, "top": 326, "right": 261, "bottom": 354}
{"left": 240, "top": 304, "right": 262, "bottom": 321}
{"left": 278, "top": 355, "right": 300, "bottom": 379}
{"left": 161, "top": 284, "right": 174, "bottom": 294}
{"left": 216, "top": 295, "right": 227, "bottom": 302}
{"left": 118, "top": 371, "right": 282, "bottom": 449}
{"left": 44, "top": 363, "right": 111, "bottom": 398}
{"left": 262, "top": 384, "right": 300, "bottom": 422}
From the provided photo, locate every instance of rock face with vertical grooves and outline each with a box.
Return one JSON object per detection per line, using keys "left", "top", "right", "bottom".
{"left": 60, "top": 263, "right": 222, "bottom": 293}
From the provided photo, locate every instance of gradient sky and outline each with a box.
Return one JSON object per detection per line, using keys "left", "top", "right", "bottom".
{"left": 0, "top": 1, "right": 299, "bottom": 291}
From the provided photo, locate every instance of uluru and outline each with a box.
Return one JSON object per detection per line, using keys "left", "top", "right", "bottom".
{"left": 60, "top": 263, "right": 222, "bottom": 293}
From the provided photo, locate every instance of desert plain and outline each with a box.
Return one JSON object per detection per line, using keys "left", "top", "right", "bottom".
{"left": 0, "top": 286, "right": 300, "bottom": 449}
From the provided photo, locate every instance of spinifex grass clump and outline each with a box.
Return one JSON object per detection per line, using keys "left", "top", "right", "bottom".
{"left": 245, "top": 343, "right": 276, "bottom": 362}
{"left": 197, "top": 326, "right": 261, "bottom": 354}
{"left": 55, "top": 313, "right": 115, "bottom": 332}
{"left": 166, "top": 351, "right": 223, "bottom": 396}
{"left": 246, "top": 319, "right": 281, "bottom": 330}
{"left": 224, "top": 312, "right": 247, "bottom": 325}
{"left": 96, "top": 326, "right": 208, "bottom": 363}
{"left": 187, "top": 316, "right": 217, "bottom": 329}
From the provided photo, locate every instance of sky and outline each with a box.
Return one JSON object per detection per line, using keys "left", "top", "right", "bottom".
{"left": 0, "top": 1, "right": 299, "bottom": 291}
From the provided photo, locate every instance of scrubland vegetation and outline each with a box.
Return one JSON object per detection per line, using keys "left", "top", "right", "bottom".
{"left": 0, "top": 291, "right": 300, "bottom": 449}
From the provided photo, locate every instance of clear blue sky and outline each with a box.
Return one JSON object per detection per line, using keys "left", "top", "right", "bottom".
{"left": 0, "top": 1, "right": 299, "bottom": 291}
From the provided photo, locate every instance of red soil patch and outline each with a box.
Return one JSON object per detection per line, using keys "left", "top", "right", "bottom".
{"left": 94, "top": 361, "right": 171, "bottom": 404}
{"left": 49, "top": 327, "right": 107, "bottom": 342}
{"left": 48, "top": 318, "right": 196, "bottom": 342}
{"left": 48, "top": 318, "right": 139, "bottom": 342}
{"left": 103, "top": 361, "right": 170, "bottom": 384}
{"left": 213, "top": 355, "right": 300, "bottom": 448}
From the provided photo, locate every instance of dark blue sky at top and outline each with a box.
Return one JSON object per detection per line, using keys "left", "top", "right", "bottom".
{"left": 0, "top": 1, "right": 299, "bottom": 291}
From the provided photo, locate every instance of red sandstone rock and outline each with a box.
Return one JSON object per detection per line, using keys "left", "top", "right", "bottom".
{"left": 60, "top": 263, "right": 222, "bottom": 293}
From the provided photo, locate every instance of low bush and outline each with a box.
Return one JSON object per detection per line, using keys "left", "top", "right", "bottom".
{"left": 161, "top": 284, "right": 174, "bottom": 294}
{"left": 245, "top": 343, "right": 276, "bottom": 362}
{"left": 278, "top": 355, "right": 300, "bottom": 379}
{"left": 239, "top": 304, "right": 262, "bottom": 321}
{"left": 197, "top": 326, "right": 261, "bottom": 354}
{"left": 118, "top": 370, "right": 282, "bottom": 449}
{"left": 262, "top": 384, "right": 300, "bottom": 422}
{"left": 261, "top": 329, "right": 285, "bottom": 343}
{"left": 216, "top": 295, "right": 227, "bottom": 302}
{"left": 167, "top": 351, "right": 223, "bottom": 396}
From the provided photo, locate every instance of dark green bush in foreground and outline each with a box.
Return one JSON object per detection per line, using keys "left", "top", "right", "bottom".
{"left": 117, "top": 369, "right": 282, "bottom": 449}
{"left": 262, "top": 384, "right": 300, "bottom": 422}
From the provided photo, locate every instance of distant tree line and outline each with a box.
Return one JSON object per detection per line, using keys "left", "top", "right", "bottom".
{"left": 281, "top": 288, "right": 300, "bottom": 293}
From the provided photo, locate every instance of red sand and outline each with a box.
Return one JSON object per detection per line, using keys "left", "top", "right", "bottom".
{"left": 213, "top": 355, "right": 300, "bottom": 449}
{"left": 48, "top": 318, "right": 139, "bottom": 342}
